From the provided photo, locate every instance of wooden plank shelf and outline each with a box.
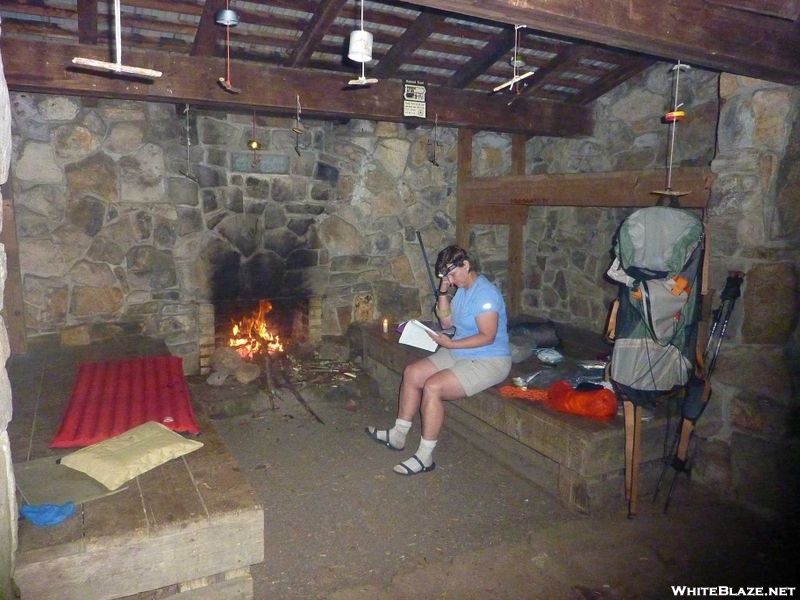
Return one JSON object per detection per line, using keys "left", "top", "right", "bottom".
{"left": 14, "top": 412, "right": 264, "bottom": 600}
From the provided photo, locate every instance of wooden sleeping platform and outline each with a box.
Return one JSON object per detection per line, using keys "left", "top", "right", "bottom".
{"left": 7, "top": 336, "right": 264, "bottom": 600}
{"left": 356, "top": 321, "right": 674, "bottom": 513}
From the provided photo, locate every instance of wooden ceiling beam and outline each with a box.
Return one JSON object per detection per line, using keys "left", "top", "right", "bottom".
{"left": 447, "top": 28, "right": 516, "bottom": 89}
{"left": 461, "top": 167, "right": 713, "bottom": 208}
{"left": 4, "top": 3, "right": 75, "bottom": 21}
{"left": 569, "top": 56, "right": 655, "bottom": 105}
{"left": 399, "top": 0, "right": 800, "bottom": 85}
{"left": 517, "top": 44, "right": 582, "bottom": 98}
{"left": 191, "top": 0, "right": 226, "bottom": 56}
{"left": 125, "top": 0, "right": 205, "bottom": 16}
{"left": 706, "top": 0, "right": 800, "bottom": 21}
{"left": 372, "top": 10, "right": 446, "bottom": 78}
{"left": 1, "top": 39, "right": 593, "bottom": 138}
{"left": 287, "top": 0, "right": 350, "bottom": 67}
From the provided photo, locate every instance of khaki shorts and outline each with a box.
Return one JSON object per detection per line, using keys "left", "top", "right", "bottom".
{"left": 428, "top": 348, "right": 512, "bottom": 397}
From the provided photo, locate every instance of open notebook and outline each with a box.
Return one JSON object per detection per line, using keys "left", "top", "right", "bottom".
{"left": 398, "top": 319, "right": 438, "bottom": 352}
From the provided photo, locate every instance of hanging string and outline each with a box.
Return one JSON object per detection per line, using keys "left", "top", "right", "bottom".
{"left": 666, "top": 61, "right": 683, "bottom": 191}
{"left": 226, "top": 0, "right": 232, "bottom": 85}
{"left": 113, "top": 0, "right": 122, "bottom": 69}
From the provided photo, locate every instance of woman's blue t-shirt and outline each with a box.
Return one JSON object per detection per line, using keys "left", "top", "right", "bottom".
{"left": 450, "top": 274, "right": 510, "bottom": 359}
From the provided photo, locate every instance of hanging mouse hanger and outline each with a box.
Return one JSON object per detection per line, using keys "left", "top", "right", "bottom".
{"left": 651, "top": 61, "right": 692, "bottom": 203}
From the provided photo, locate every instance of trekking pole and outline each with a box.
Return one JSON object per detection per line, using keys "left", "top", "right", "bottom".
{"left": 656, "top": 271, "right": 743, "bottom": 513}
{"left": 416, "top": 231, "right": 439, "bottom": 315}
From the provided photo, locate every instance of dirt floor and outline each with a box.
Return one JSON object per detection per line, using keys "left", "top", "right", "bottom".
{"left": 187, "top": 360, "right": 798, "bottom": 600}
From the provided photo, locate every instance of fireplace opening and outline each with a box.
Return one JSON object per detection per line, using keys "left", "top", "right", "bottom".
{"left": 215, "top": 297, "right": 310, "bottom": 354}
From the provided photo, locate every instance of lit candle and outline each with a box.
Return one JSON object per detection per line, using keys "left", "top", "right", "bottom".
{"left": 382, "top": 318, "right": 389, "bottom": 333}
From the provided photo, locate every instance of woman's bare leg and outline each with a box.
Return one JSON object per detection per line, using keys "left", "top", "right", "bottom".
{"left": 366, "top": 357, "right": 438, "bottom": 450}
{"left": 398, "top": 357, "right": 440, "bottom": 421}
{"left": 394, "top": 369, "right": 465, "bottom": 474}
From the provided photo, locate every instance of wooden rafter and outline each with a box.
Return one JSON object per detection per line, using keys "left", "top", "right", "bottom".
{"left": 516, "top": 44, "right": 583, "bottom": 99}
{"left": 706, "top": 0, "right": 800, "bottom": 21}
{"left": 287, "top": 0, "right": 350, "bottom": 67}
{"left": 447, "top": 29, "right": 516, "bottom": 89}
{"left": 400, "top": 0, "right": 800, "bottom": 85}
{"left": 569, "top": 56, "right": 655, "bottom": 105}
{"left": 76, "top": 0, "right": 98, "bottom": 44}
{"left": 372, "top": 10, "right": 446, "bottom": 78}
{"left": 191, "top": 0, "right": 226, "bottom": 56}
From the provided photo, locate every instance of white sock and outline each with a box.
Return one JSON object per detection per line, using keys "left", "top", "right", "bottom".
{"left": 388, "top": 418, "right": 412, "bottom": 449}
{"left": 368, "top": 418, "right": 411, "bottom": 449}
{"left": 393, "top": 437, "right": 438, "bottom": 474}
{"left": 414, "top": 437, "right": 437, "bottom": 467}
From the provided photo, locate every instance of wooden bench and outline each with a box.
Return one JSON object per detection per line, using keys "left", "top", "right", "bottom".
{"left": 9, "top": 337, "right": 264, "bottom": 600}
{"left": 355, "top": 322, "right": 672, "bottom": 513}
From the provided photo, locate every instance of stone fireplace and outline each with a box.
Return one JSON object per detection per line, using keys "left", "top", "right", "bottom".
{"left": 9, "top": 95, "right": 454, "bottom": 376}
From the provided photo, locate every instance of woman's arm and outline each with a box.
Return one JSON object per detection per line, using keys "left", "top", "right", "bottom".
{"left": 435, "top": 282, "right": 453, "bottom": 329}
{"left": 431, "top": 311, "right": 498, "bottom": 350}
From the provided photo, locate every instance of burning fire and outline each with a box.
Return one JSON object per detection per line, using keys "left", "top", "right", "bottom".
{"left": 229, "top": 300, "right": 284, "bottom": 359}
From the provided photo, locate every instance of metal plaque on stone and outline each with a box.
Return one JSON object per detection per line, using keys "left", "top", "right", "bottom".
{"left": 231, "top": 153, "right": 290, "bottom": 174}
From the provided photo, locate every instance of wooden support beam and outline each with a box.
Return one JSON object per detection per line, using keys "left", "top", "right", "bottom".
{"left": 447, "top": 29, "right": 516, "bottom": 90}
{"left": 400, "top": 0, "right": 800, "bottom": 86}
{"left": 507, "top": 134, "right": 527, "bottom": 316}
{"left": 461, "top": 167, "right": 714, "bottom": 208}
{"left": 569, "top": 56, "right": 655, "bottom": 105}
{"left": 706, "top": 0, "right": 800, "bottom": 21}
{"left": 464, "top": 205, "right": 528, "bottom": 225}
{"left": 456, "top": 130, "right": 473, "bottom": 249}
{"left": 190, "top": 0, "right": 226, "bottom": 56}
{"left": 1, "top": 39, "right": 593, "bottom": 138}
{"left": 76, "top": 0, "right": 98, "bottom": 45}
{"left": 372, "top": 10, "right": 446, "bottom": 78}
{"left": 511, "top": 135, "right": 526, "bottom": 176}
{"left": 287, "top": 0, "right": 350, "bottom": 67}
{"left": 507, "top": 221, "right": 524, "bottom": 317}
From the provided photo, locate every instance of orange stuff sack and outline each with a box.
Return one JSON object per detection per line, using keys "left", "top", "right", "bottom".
{"left": 544, "top": 381, "right": 618, "bottom": 420}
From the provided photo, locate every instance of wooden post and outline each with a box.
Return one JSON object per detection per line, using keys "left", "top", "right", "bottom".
{"left": 456, "top": 129, "right": 473, "bottom": 249}
{"left": 507, "top": 135, "right": 527, "bottom": 316}
{"left": 508, "top": 222, "right": 523, "bottom": 316}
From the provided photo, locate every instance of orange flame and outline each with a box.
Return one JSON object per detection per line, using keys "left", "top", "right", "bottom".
{"left": 228, "top": 300, "right": 284, "bottom": 359}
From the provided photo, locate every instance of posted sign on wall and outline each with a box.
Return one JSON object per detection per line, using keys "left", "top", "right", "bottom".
{"left": 403, "top": 79, "right": 427, "bottom": 118}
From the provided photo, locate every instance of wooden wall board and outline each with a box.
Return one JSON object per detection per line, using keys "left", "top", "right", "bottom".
{"left": 464, "top": 205, "right": 528, "bottom": 225}
{"left": 461, "top": 167, "right": 713, "bottom": 208}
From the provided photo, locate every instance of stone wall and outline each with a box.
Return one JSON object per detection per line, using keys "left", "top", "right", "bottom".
{"left": 0, "top": 36, "right": 18, "bottom": 600}
{"left": 520, "top": 63, "right": 720, "bottom": 330}
{"left": 697, "top": 76, "right": 800, "bottom": 519}
{"left": 8, "top": 97, "right": 468, "bottom": 371}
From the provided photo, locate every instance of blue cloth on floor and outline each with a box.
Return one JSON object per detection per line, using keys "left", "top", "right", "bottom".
{"left": 20, "top": 502, "right": 76, "bottom": 527}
